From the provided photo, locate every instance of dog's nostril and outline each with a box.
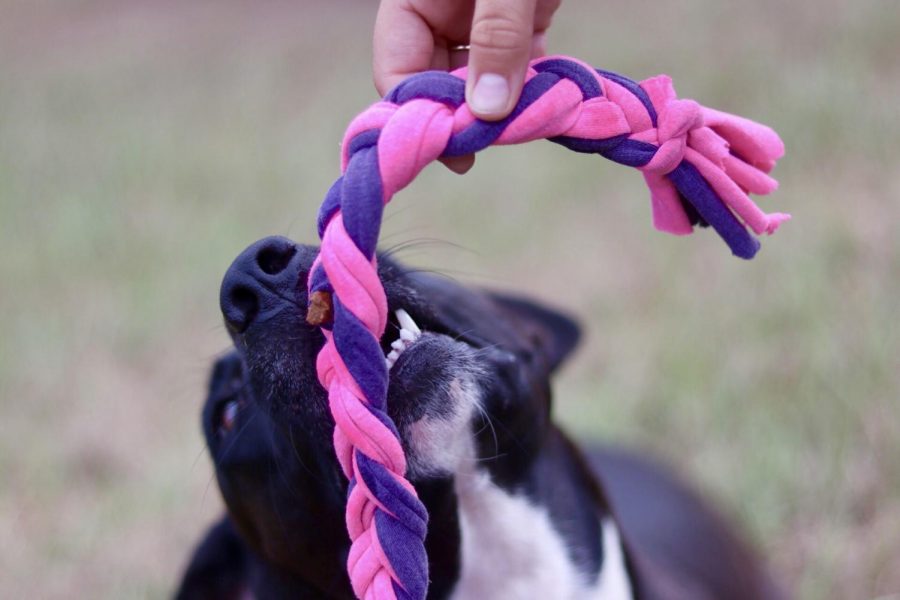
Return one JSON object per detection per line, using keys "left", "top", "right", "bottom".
{"left": 257, "top": 244, "right": 297, "bottom": 276}
{"left": 226, "top": 286, "right": 259, "bottom": 333}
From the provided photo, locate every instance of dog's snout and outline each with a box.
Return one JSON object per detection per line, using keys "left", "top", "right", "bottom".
{"left": 220, "top": 236, "right": 303, "bottom": 334}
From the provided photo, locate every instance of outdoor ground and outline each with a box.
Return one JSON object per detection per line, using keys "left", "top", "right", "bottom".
{"left": 1, "top": 0, "right": 898, "bottom": 597}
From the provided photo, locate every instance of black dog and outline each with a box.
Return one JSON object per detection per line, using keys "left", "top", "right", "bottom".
{"left": 176, "top": 236, "right": 783, "bottom": 599}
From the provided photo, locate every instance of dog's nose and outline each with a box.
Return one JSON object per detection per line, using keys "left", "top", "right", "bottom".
{"left": 220, "top": 236, "right": 303, "bottom": 334}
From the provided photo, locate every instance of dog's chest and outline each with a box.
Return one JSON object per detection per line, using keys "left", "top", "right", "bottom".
{"left": 450, "top": 471, "right": 633, "bottom": 600}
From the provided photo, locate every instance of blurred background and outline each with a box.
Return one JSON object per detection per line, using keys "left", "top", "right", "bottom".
{"left": 1, "top": 0, "right": 898, "bottom": 597}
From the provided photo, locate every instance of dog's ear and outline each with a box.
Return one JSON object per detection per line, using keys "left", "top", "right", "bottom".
{"left": 398, "top": 272, "right": 581, "bottom": 375}
{"left": 175, "top": 515, "right": 248, "bottom": 600}
{"left": 483, "top": 290, "right": 581, "bottom": 374}
{"left": 395, "top": 271, "right": 582, "bottom": 481}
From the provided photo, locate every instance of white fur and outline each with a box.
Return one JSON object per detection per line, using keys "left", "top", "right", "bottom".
{"left": 453, "top": 469, "right": 593, "bottom": 599}
{"left": 406, "top": 378, "right": 481, "bottom": 478}
{"left": 405, "top": 367, "right": 633, "bottom": 599}
{"left": 452, "top": 471, "right": 633, "bottom": 600}
{"left": 595, "top": 518, "right": 634, "bottom": 600}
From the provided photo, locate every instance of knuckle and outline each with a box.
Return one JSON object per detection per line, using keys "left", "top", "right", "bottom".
{"left": 470, "top": 14, "right": 530, "bottom": 53}
{"left": 535, "top": 0, "right": 561, "bottom": 28}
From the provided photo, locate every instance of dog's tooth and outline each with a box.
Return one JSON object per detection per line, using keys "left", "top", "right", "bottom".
{"left": 386, "top": 350, "right": 399, "bottom": 367}
{"left": 385, "top": 311, "right": 421, "bottom": 371}
{"left": 395, "top": 309, "right": 421, "bottom": 335}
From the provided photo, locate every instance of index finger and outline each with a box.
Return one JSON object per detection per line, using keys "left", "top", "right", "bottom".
{"left": 373, "top": 1, "right": 436, "bottom": 96}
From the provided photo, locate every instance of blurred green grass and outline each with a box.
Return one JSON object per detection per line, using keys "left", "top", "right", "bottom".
{"left": 1, "top": 0, "right": 898, "bottom": 597}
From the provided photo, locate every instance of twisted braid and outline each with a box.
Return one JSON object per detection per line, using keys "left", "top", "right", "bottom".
{"left": 307, "top": 56, "right": 787, "bottom": 600}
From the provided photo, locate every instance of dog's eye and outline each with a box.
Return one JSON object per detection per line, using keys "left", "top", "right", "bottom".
{"left": 218, "top": 399, "right": 241, "bottom": 435}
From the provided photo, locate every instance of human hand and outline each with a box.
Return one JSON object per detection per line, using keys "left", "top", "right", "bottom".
{"left": 373, "top": 0, "right": 561, "bottom": 173}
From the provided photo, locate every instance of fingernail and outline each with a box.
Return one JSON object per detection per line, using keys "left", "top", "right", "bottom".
{"left": 470, "top": 73, "right": 510, "bottom": 116}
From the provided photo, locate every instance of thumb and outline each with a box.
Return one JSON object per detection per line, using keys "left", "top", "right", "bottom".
{"left": 466, "top": 0, "right": 538, "bottom": 121}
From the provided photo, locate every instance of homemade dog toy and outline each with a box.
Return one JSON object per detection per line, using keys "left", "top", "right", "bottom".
{"left": 305, "top": 56, "right": 787, "bottom": 600}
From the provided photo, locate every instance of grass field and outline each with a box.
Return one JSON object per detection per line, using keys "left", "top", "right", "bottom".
{"left": 1, "top": 1, "right": 898, "bottom": 597}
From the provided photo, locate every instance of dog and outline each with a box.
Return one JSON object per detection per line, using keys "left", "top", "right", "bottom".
{"left": 176, "top": 235, "right": 784, "bottom": 599}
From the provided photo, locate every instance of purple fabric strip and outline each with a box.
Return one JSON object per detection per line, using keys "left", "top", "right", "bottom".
{"left": 598, "top": 138, "right": 659, "bottom": 168}
{"left": 356, "top": 452, "right": 429, "bottom": 599}
{"left": 668, "top": 161, "right": 760, "bottom": 258}
{"left": 355, "top": 453, "right": 428, "bottom": 536}
{"left": 374, "top": 509, "right": 427, "bottom": 600}
{"left": 386, "top": 71, "right": 466, "bottom": 108}
{"left": 340, "top": 145, "right": 384, "bottom": 261}
{"left": 309, "top": 264, "right": 331, "bottom": 294}
{"left": 319, "top": 130, "right": 381, "bottom": 243}
{"left": 332, "top": 297, "right": 389, "bottom": 410}
{"left": 347, "top": 128, "right": 382, "bottom": 155}
{"left": 679, "top": 191, "right": 708, "bottom": 228}
{"left": 318, "top": 176, "right": 344, "bottom": 238}
{"left": 533, "top": 58, "right": 603, "bottom": 100}
{"left": 595, "top": 68, "right": 658, "bottom": 126}
{"left": 392, "top": 581, "right": 415, "bottom": 600}
{"left": 549, "top": 133, "right": 628, "bottom": 154}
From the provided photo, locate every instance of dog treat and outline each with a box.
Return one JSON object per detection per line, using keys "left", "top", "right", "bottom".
{"left": 306, "top": 290, "right": 333, "bottom": 326}
{"left": 306, "top": 56, "right": 787, "bottom": 600}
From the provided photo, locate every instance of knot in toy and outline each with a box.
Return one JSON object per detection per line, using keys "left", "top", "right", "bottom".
{"left": 640, "top": 97, "right": 703, "bottom": 175}
{"left": 305, "top": 56, "right": 788, "bottom": 600}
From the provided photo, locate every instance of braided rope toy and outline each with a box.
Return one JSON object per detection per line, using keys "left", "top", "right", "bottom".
{"left": 305, "top": 56, "right": 787, "bottom": 600}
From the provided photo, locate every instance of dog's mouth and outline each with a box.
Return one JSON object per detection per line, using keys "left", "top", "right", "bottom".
{"left": 384, "top": 308, "right": 423, "bottom": 370}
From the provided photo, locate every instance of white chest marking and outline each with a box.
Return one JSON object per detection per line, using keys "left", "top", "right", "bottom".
{"left": 404, "top": 370, "right": 632, "bottom": 599}
{"left": 595, "top": 517, "right": 634, "bottom": 600}
{"left": 452, "top": 471, "right": 587, "bottom": 599}
{"left": 451, "top": 471, "right": 633, "bottom": 600}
